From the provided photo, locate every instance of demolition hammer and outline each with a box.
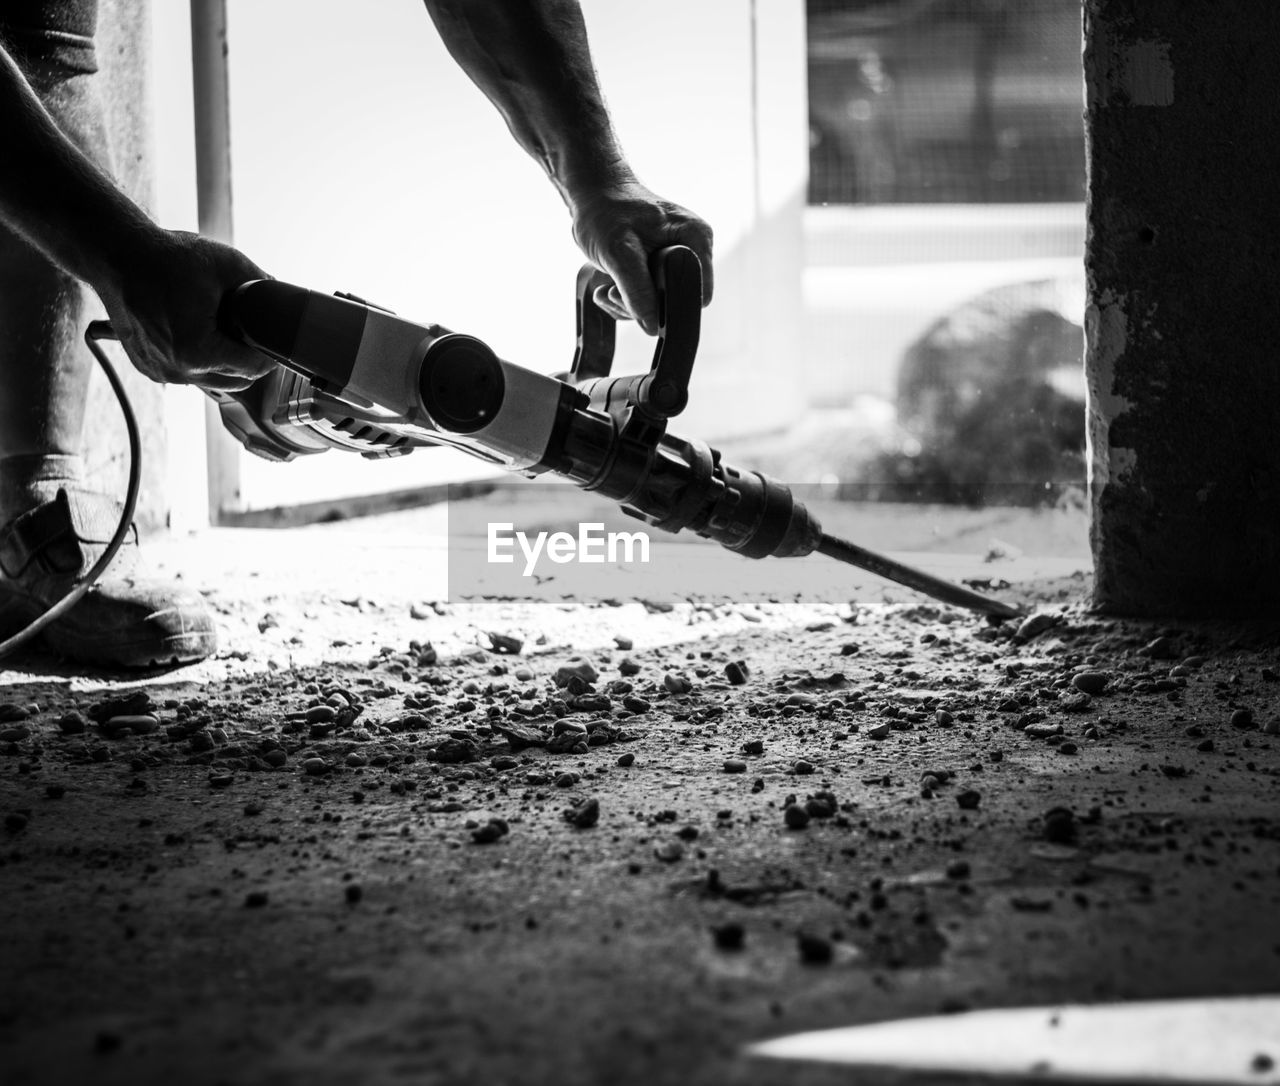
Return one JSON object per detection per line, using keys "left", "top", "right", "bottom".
{"left": 10, "top": 245, "right": 1015, "bottom": 662}
{"left": 201, "top": 244, "right": 1020, "bottom": 619}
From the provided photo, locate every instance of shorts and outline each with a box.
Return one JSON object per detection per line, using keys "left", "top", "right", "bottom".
{"left": 0, "top": 0, "right": 99, "bottom": 75}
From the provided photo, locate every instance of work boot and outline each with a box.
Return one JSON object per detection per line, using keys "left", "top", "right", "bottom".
{"left": 0, "top": 455, "right": 217, "bottom": 669}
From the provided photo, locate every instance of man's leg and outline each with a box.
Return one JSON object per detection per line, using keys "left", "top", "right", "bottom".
{"left": 0, "top": 51, "right": 217, "bottom": 669}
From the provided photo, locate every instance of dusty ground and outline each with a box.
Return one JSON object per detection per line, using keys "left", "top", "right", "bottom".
{"left": 1, "top": 503, "right": 1279, "bottom": 1086}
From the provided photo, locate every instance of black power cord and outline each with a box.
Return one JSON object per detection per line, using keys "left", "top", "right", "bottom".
{"left": 0, "top": 322, "right": 140, "bottom": 660}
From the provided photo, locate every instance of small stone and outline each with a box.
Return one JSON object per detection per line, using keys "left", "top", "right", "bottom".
{"left": 304, "top": 705, "right": 337, "bottom": 724}
{"left": 103, "top": 714, "right": 159, "bottom": 737}
{"left": 1057, "top": 742, "right": 1079, "bottom": 755}
{"left": 345, "top": 884, "right": 363, "bottom": 905}
{"left": 244, "top": 891, "right": 269, "bottom": 908}
{"left": 302, "top": 758, "right": 328, "bottom": 776}
{"left": 1197, "top": 739, "right": 1215, "bottom": 753}
{"left": 867, "top": 721, "right": 892, "bottom": 740}
{"left": 566, "top": 797, "right": 600, "bottom": 828}
{"left": 5, "top": 812, "right": 29, "bottom": 832}
{"left": 945, "top": 859, "right": 971, "bottom": 880}
{"left": 724, "top": 661, "right": 750, "bottom": 686}
{"left": 783, "top": 804, "right": 811, "bottom": 830}
{"left": 0, "top": 703, "right": 30, "bottom": 723}
{"left": 840, "top": 642, "right": 860, "bottom": 656}
{"left": 616, "top": 752, "right": 635, "bottom": 768}
{"left": 471, "top": 819, "right": 509, "bottom": 844}
{"left": 1251, "top": 1054, "right": 1275, "bottom": 1074}
{"left": 1016, "top": 613, "right": 1058, "bottom": 641}
{"left": 490, "top": 755, "right": 519, "bottom": 771}
{"left": 1263, "top": 718, "right": 1280, "bottom": 736}
{"left": 0, "top": 724, "right": 30, "bottom": 743}
{"left": 488, "top": 632, "right": 523, "bottom": 655}
{"left": 555, "top": 772, "right": 580, "bottom": 788}
{"left": 804, "top": 795, "right": 836, "bottom": 819}
{"left": 554, "top": 660, "right": 599, "bottom": 687}
{"left": 416, "top": 642, "right": 439, "bottom": 666}
{"left": 208, "top": 772, "right": 234, "bottom": 789}
{"left": 45, "top": 784, "right": 65, "bottom": 799}
{"left": 1143, "top": 636, "right": 1177, "bottom": 660}
{"left": 345, "top": 752, "right": 367, "bottom": 768}
{"left": 956, "top": 789, "right": 982, "bottom": 811}
{"left": 432, "top": 736, "right": 480, "bottom": 764}
{"left": 613, "top": 636, "right": 633, "bottom": 651}
{"left": 622, "top": 695, "right": 650, "bottom": 714}
{"left": 618, "top": 658, "right": 641, "bottom": 677}
{"left": 988, "top": 750, "right": 1004, "bottom": 763}
{"left": 723, "top": 759, "right": 748, "bottom": 774}
{"left": 654, "top": 840, "right": 684, "bottom": 863}
{"left": 934, "top": 710, "right": 954, "bottom": 728}
{"left": 56, "top": 711, "right": 87, "bottom": 735}
{"left": 1024, "top": 722, "right": 1064, "bottom": 739}
{"left": 263, "top": 749, "right": 288, "bottom": 768}
{"left": 711, "top": 922, "right": 745, "bottom": 951}
{"left": 742, "top": 739, "right": 764, "bottom": 756}
{"left": 1043, "top": 806, "right": 1076, "bottom": 844}
{"left": 1071, "top": 671, "right": 1110, "bottom": 696}
{"left": 796, "top": 932, "right": 833, "bottom": 965}
{"left": 1231, "top": 708, "right": 1256, "bottom": 730}
{"left": 793, "top": 759, "right": 815, "bottom": 776}
{"left": 663, "top": 673, "right": 693, "bottom": 695}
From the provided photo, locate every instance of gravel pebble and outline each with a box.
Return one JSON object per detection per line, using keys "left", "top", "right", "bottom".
{"left": 723, "top": 759, "right": 747, "bottom": 774}
{"left": 1071, "top": 671, "right": 1110, "bottom": 696}
{"left": 783, "top": 804, "right": 811, "bottom": 830}
{"left": 1016, "top": 613, "right": 1058, "bottom": 640}
{"left": 654, "top": 841, "right": 684, "bottom": 863}
{"left": 956, "top": 789, "right": 982, "bottom": 811}
{"left": 796, "top": 932, "right": 833, "bottom": 965}
{"left": 1231, "top": 708, "right": 1255, "bottom": 730}
{"left": 1043, "top": 807, "right": 1076, "bottom": 843}
{"left": 616, "top": 752, "right": 635, "bottom": 768}
{"left": 724, "top": 661, "right": 750, "bottom": 686}
{"left": 663, "top": 673, "right": 693, "bottom": 695}
{"left": 711, "top": 922, "right": 745, "bottom": 951}
{"left": 566, "top": 797, "right": 600, "bottom": 829}
{"left": 56, "top": 711, "right": 87, "bottom": 735}
{"left": 488, "top": 632, "right": 523, "bottom": 655}
{"left": 793, "top": 759, "right": 815, "bottom": 775}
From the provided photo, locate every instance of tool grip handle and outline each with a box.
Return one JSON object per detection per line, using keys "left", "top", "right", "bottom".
{"left": 570, "top": 245, "right": 703, "bottom": 421}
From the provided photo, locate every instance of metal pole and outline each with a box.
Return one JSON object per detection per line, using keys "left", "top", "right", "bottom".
{"left": 189, "top": 0, "right": 240, "bottom": 521}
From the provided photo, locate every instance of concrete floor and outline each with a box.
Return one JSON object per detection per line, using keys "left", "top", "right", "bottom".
{"left": 1, "top": 501, "right": 1278, "bottom": 1085}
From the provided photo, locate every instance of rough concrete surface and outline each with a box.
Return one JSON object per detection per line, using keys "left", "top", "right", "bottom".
{"left": 1, "top": 511, "right": 1278, "bottom": 1086}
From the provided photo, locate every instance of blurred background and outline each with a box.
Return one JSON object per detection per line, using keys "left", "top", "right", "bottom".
{"left": 144, "top": 0, "right": 1086, "bottom": 543}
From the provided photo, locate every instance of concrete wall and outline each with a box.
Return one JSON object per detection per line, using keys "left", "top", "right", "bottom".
{"left": 1084, "top": 0, "right": 1280, "bottom": 615}
{"left": 150, "top": 0, "right": 809, "bottom": 515}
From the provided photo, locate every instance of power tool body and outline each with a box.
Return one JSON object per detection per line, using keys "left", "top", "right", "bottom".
{"left": 210, "top": 246, "right": 1020, "bottom": 618}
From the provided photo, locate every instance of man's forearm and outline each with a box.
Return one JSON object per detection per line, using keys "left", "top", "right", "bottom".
{"left": 0, "top": 46, "right": 158, "bottom": 297}
{"left": 422, "top": 0, "right": 632, "bottom": 211}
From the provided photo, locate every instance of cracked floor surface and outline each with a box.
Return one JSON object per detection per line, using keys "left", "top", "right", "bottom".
{"left": 1, "top": 501, "right": 1278, "bottom": 1086}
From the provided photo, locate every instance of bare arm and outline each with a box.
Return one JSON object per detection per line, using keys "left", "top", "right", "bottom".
{"left": 0, "top": 45, "right": 271, "bottom": 390}
{"left": 422, "top": 0, "right": 713, "bottom": 334}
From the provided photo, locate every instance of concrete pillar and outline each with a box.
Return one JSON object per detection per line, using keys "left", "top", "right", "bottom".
{"left": 83, "top": 0, "right": 167, "bottom": 534}
{"left": 1084, "top": 0, "right": 1280, "bottom": 616}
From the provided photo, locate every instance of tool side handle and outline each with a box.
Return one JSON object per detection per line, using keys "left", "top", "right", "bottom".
{"left": 568, "top": 245, "right": 703, "bottom": 421}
